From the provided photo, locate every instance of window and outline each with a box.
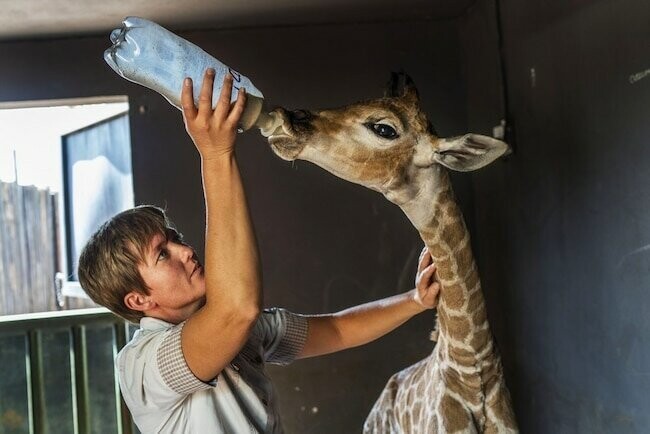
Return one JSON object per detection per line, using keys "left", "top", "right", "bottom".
{"left": 0, "top": 97, "right": 139, "bottom": 434}
{"left": 62, "top": 112, "right": 134, "bottom": 282}
{"left": 0, "top": 97, "right": 133, "bottom": 315}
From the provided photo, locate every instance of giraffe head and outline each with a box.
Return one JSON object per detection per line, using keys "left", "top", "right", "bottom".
{"left": 267, "top": 73, "right": 510, "bottom": 206}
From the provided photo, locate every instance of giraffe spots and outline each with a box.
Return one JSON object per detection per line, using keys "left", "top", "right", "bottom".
{"left": 423, "top": 199, "right": 445, "bottom": 229}
{"left": 441, "top": 283, "right": 465, "bottom": 310}
{"left": 380, "top": 408, "right": 395, "bottom": 433}
{"left": 416, "top": 376, "right": 426, "bottom": 397}
{"left": 455, "top": 241, "right": 474, "bottom": 276}
{"left": 438, "top": 310, "right": 471, "bottom": 341}
{"left": 412, "top": 401, "right": 423, "bottom": 422}
{"left": 465, "top": 269, "right": 480, "bottom": 294}
{"left": 426, "top": 242, "right": 448, "bottom": 262}
{"left": 460, "top": 373, "right": 483, "bottom": 393}
{"left": 483, "top": 359, "right": 509, "bottom": 396}
{"left": 357, "top": 146, "right": 413, "bottom": 185}
{"left": 448, "top": 345, "right": 475, "bottom": 364}
{"left": 470, "top": 327, "right": 491, "bottom": 352}
{"left": 483, "top": 364, "right": 518, "bottom": 432}
{"left": 431, "top": 201, "right": 445, "bottom": 221}
{"left": 439, "top": 394, "right": 471, "bottom": 432}
{"left": 384, "top": 374, "right": 400, "bottom": 401}
{"left": 436, "top": 260, "right": 457, "bottom": 282}
{"left": 487, "top": 385, "right": 518, "bottom": 431}
{"left": 401, "top": 409, "right": 412, "bottom": 433}
{"left": 435, "top": 188, "right": 456, "bottom": 209}
{"left": 472, "top": 303, "right": 488, "bottom": 328}
{"left": 440, "top": 369, "right": 483, "bottom": 411}
{"left": 466, "top": 279, "right": 484, "bottom": 314}
{"left": 364, "top": 384, "right": 396, "bottom": 433}
{"left": 440, "top": 218, "right": 466, "bottom": 251}
{"left": 421, "top": 203, "right": 445, "bottom": 235}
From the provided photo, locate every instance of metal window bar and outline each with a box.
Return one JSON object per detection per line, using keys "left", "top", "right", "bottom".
{"left": 0, "top": 308, "right": 135, "bottom": 434}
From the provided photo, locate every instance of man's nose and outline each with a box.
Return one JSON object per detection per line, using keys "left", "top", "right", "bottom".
{"left": 176, "top": 244, "right": 194, "bottom": 262}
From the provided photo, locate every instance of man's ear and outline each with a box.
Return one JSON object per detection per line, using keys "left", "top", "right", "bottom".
{"left": 432, "top": 134, "right": 510, "bottom": 172}
{"left": 124, "top": 291, "right": 155, "bottom": 312}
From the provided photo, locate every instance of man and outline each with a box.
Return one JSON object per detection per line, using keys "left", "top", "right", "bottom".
{"left": 78, "top": 69, "right": 440, "bottom": 433}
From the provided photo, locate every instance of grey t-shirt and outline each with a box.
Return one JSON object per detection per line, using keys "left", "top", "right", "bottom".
{"left": 117, "top": 308, "right": 309, "bottom": 433}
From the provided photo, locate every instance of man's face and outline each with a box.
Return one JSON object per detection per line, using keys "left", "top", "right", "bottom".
{"left": 137, "top": 231, "right": 206, "bottom": 323}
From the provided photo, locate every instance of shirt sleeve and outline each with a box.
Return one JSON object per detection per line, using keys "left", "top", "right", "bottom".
{"left": 156, "top": 322, "right": 216, "bottom": 395}
{"left": 255, "top": 308, "right": 309, "bottom": 365}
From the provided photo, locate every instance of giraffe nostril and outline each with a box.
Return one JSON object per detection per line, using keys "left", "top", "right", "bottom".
{"left": 290, "top": 109, "right": 311, "bottom": 122}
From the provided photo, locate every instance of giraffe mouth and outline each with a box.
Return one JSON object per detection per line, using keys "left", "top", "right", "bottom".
{"left": 268, "top": 135, "right": 304, "bottom": 161}
{"left": 267, "top": 108, "right": 307, "bottom": 160}
{"left": 266, "top": 108, "right": 294, "bottom": 137}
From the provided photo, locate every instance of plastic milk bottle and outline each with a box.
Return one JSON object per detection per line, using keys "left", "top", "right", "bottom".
{"left": 104, "top": 17, "right": 280, "bottom": 134}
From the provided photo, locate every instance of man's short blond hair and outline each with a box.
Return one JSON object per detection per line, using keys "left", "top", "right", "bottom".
{"left": 77, "top": 205, "right": 181, "bottom": 323}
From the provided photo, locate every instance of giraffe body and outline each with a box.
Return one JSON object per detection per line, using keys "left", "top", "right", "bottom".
{"left": 265, "top": 73, "right": 518, "bottom": 433}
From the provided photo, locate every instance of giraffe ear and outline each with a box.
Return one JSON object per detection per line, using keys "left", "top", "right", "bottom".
{"left": 384, "top": 71, "right": 420, "bottom": 103}
{"left": 432, "top": 134, "right": 510, "bottom": 172}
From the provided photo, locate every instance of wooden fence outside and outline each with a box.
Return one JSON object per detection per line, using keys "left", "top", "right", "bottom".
{"left": 0, "top": 181, "right": 95, "bottom": 315}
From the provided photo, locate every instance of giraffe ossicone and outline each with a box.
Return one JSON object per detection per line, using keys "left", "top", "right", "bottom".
{"left": 267, "top": 72, "right": 518, "bottom": 433}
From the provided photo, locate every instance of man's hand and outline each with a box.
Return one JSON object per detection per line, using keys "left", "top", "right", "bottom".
{"left": 181, "top": 68, "right": 247, "bottom": 160}
{"left": 413, "top": 246, "right": 441, "bottom": 310}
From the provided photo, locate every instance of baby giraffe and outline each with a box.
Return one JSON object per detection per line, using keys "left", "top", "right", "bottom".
{"left": 265, "top": 73, "right": 518, "bottom": 433}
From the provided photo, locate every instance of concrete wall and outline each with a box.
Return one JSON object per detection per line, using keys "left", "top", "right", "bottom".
{"left": 0, "top": 19, "right": 470, "bottom": 432}
{"left": 463, "top": 0, "right": 650, "bottom": 432}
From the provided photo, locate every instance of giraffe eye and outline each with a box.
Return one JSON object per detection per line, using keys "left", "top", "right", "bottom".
{"left": 368, "top": 123, "right": 399, "bottom": 140}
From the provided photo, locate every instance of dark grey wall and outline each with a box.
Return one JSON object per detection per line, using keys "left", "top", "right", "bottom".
{"left": 463, "top": 0, "right": 650, "bottom": 432}
{"left": 0, "top": 19, "right": 469, "bottom": 432}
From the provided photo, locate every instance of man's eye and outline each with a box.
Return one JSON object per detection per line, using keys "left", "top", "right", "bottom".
{"left": 368, "top": 123, "right": 398, "bottom": 139}
{"left": 157, "top": 249, "right": 169, "bottom": 262}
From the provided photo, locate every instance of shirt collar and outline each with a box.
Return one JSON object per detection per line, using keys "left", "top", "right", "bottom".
{"left": 139, "top": 316, "right": 176, "bottom": 331}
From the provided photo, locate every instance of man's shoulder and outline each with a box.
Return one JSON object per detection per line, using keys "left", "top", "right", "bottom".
{"left": 117, "top": 319, "right": 179, "bottom": 366}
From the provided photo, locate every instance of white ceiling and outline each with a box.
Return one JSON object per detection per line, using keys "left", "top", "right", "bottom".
{"left": 1, "top": 0, "right": 475, "bottom": 41}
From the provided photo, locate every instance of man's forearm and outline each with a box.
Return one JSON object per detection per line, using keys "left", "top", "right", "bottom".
{"left": 299, "top": 289, "right": 426, "bottom": 358}
{"left": 202, "top": 154, "right": 261, "bottom": 311}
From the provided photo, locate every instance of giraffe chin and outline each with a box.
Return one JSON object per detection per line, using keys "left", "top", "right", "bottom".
{"left": 268, "top": 136, "right": 305, "bottom": 161}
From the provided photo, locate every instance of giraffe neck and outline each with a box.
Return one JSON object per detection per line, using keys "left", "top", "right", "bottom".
{"left": 399, "top": 169, "right": 492, "bottom": 362}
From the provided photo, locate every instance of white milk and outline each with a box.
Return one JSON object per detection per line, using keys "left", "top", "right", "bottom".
{"left": 104, "top": 17, "right": 280, "bottom": 133}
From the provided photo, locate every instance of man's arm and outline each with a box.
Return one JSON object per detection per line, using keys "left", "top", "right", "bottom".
{"left": 181, "top": 69, "right": 262, "bottom": 381}
{"left": 298, "top": 247, "right": 440, "bottom": 359}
